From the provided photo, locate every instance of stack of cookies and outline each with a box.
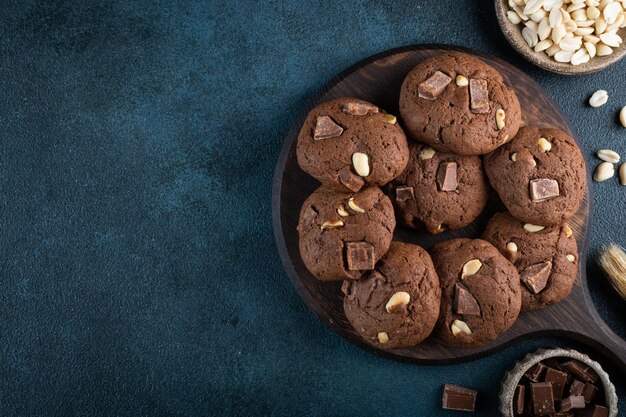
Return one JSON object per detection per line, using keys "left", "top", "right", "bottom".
{"left": 295, "top": 52, "right": 586, "bottom": 350}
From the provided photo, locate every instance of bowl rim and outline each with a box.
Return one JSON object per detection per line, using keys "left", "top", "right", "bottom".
{"left": 494, "top": 0, "right": 626, "bottom": 75}
{"left": 499, "top": 347, "right": 618, "bottom": 417}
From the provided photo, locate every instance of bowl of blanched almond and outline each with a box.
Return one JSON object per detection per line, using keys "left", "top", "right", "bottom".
{"left": 495, "top": 0, "right": 626, "bottom": 75}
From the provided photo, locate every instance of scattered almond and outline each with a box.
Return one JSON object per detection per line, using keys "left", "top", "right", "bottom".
{"left": 348, "top": 197, "right": 365, "bottom": 213}
{"left": 461, "top": 259, "right": 482, "bottom": 279}
{"left": 377, "top": 332, "right": 389, "bottom": 344}
{"left": 524, "top": 223, "right": 545, "bottom": 233}
{"left": 451, "top": 320, "right": 472, "bottom": 336}
{"left": 386, "top": 291, "right": 411, "bottom": 313}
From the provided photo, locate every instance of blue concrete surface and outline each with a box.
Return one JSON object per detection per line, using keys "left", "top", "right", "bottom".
{"left": 0, "top": 1, "right": 624, "bottom": 415}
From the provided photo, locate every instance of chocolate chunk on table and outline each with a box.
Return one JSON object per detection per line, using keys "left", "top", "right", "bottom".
{"left": 545, "top": 367, "right": 568, "bottom": 399}
{"left": 313, "top": 115, "right": 343, "bottom": 140}
{"left": 436, "top": 162, "right": 458, "bottom": 192}
{"left": 454, "top": 283, "right": 480, "bottom": 316}
{"left": 520, "top": 262, "right": 552, "bottom": 294}
{"left": 338, "top": 166, "right": 365, "bottom": 192}
{"left": 569, "top": 379, "right": 585, "bottom": 396}
{"left": 418, "top": 71, "right": 451, "bottom": 100}
{"left": 525, "top": 362, "right": 548, "bottom": 382}
{"left": 344, "top": 241, "right": 375, "bottom": 271}
{"left": 514, "top": 384, "right": 525, "bottom": 415}
{"left": 531, "top": 382, "right": 555, "bottom": 415}
{"left": 561, "top": 360, "right": 599, "bottom": 383}
{"left": 469, "top": 79, "right": 490, "bottom": 113}
{"left": 530, "top": 178, "right": 560, "bottom": 202}
{"left": 560, "top": 395, "right": 585, "bottom": 412}
{"left": 395, "top": 185, "right": 414, "bottom": 202}
{"left": 442, "top": 384, "right": 477, "bottom": 412}
{"left": 582, "top": 383, "right": 598, "bottom": 404}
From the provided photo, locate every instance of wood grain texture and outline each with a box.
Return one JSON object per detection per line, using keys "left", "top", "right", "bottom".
{"left": 272, "top": 45, "right": 626, "bottom": 370}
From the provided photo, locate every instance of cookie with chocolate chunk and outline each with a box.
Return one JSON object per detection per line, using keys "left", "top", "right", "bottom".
{"left": 297, "top": 186, "right": 395, "bottom": 281}
{"left": 342, "top": 242, "right": 440, "bottom": 349}
{"left": 297, "top": 97, "right": 409, "bottom": 192}
{"left": 484, "top": 126, "right": 586, "bottom": 227}
{"left": 388, "top": 143, "right": 489, "bottom": 234}
{"left": 482, "top": 212, "right": 578, "bottom": 311}
{"left": 430, "top": 238, "right": 521, "bottom": 347}
{"left": 399, "top": 52, "right": 521, "bottom": 155}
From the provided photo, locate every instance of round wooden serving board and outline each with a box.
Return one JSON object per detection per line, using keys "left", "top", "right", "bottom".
{"left": 272, "top": 45, "right": 626, "bottom": 371}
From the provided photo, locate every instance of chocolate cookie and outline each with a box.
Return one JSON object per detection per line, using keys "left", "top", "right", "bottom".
{"left": 388, "top": 143, "right": 489, "bottom": 234}
{"left": 342, "top": 242, "right": 441, "bottom": 350}
{"left": 482, "top": 212, "right": 578, "bottom": 311}
{"left": 484, "top": 126, "right": 586, "bottom": 227}
{"left": 297, "top": 186, "right": 395, "bottom": 281}
{"left": 297, "top": 97, "right": 409, "bottom": 192}
{"left": 430, "top": 238, "right": 521, "bottom": 347}
{"left": 399, "top": 52, "right": 521, "bottom": 155}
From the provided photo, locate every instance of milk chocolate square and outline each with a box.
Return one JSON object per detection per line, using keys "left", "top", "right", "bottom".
{"left": 520, "top": 261, "right": 552, "bottom": 294}
{"left": 436, "top": 162, "right": 458, "bottom": 192}
{"left": 525, "top": 362, "right": 548, "bottom": 382}
{"left": 514, "top": 384, "right": 526, "bottom": 415}
{"left": 454, "top": 283, "right": 480, "bottom": 316}
{"left": 586, "top": 405, "right": 609, "bottom": 417}
{"left": 418, "top": 71, "right": 452, "bottom": 100}
{"left": 531, "top": 382, "right": 555, "bottom": 415}
{"left": 441, "top": 384, "right": 477, "bottom": 412}
{"left": 395, "top": 185, "right": 415, "bottom": 202}
{"left": 314, "top": 115, "right": 343, "bottom": 140}
{"left": 561, "top": 360, "right": 598, "bottom": 384}
{"left": 339, "top": 166, "right": 365, "bottom": 192}
{"left": 469, "top": 79, "right": 490, "bottom": 114}
{"left": 545, "top": 367, "right": 569, "bottom": 399}
{"left": 345, "top": 241, "right": 375, "bottom": 271}
{"left": 582, "top": 383, "right": 598, "bottom": 404}
{"left": 568, "top": 379, "right": 585, "bottom": 397}
{"left": 530, "top": 178, "right": 560, "bottom": 202}
{"left": 559, "top": 395, "right": 585, "bottom": 412}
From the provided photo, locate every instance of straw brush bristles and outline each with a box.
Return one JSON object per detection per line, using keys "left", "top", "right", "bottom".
{"left": 600, "top": 244, "right": 626, "bottom": 301}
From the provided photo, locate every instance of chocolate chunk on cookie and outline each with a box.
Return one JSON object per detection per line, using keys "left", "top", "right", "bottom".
{"left": 430, "top": 238, "right": 521, "bottom": 347}
{"left": 297, "top": 97, "right": 409, "bottom": 192}
{"left": 297, "top": 186, "right": 395, "bottom": 281}
{"left": 399, "top": 52, "right": 521, "bottom": 155}
{"left": 387, "top": 143, "right": 489, "bottom": 234}
{"left": 482, "top": 212, "right": 578, "bottom": 311}
{"left": 342, "top": 242, "right": 440, "bottom": 349}
{"left": 484, "top": 126, "right": 586, "bottom": 227}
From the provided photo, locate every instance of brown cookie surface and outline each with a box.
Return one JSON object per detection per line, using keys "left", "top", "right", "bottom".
{"left": 388, "top": 143, "right": 489, "bottom": 234}
{"left": 484, "top": 126, "right": 586, "bottom": 227}
{"left": 297, "top": 186, "right": 395, "bottom": 281}
{"left": 399, "top": 52, "right": 521, "bottom": 155}
{"left": 430, "top": 238, "right": 521, "bottom": 347}
{"left": 481, "top": 212, "right": 578, "bottom": 311}
{"left": 296, "top": 97, "right": 409, "bottom": 192}
{"left": 342, "top": 242, "right": 441, "bottom": 350}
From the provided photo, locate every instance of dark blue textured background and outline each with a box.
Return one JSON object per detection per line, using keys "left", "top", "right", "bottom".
{"left": 0, "top": 1, "right": 624, "bottom": 416}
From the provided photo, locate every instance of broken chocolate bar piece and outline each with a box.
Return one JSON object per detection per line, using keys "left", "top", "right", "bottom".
{"left": 525, "top": 362, "right": 548, "bottom": 382}
{"left": 514, "top": 384, "right": 526, "bottom": 415}
{"left": 531, "top": 382, "right": 555, "bottom": 415}
{"left": 543, "top": 357, "right": 564, "bottom": 371}
{"left": 442, "top": 384, "right": 477, "bottom": 412}
{"left": 469, "top": 79, "right": 490, "bottom": 114}
{"left": 418, "top": 71, "right": 452, "bottom": 100}
{"left": 454, "top": 283, "right": 481, "bottom": 316}
{"left": 582, "top": 383, "right": 598, "bottom": 404}
{"left": 436, "top": 161, "right": 458, "bottom": 192}
{"left": 560, "top": 395, "right": 586, "bottom": 412}
{"left": 561, "top": 360, "right": 599, "bottom": 383}
{"left": 553, "top": 413, "right": 574, "bottom": 417}
{"left": 545, "top": 367, "right": 569, "bottom": 399}
{"left": 395, "top": 185, "right": 414, "bottom": 202}
{"left": 302, "top": 205, "right": 318, "bottom": 224}
{"left": 586, "top": 405, "right": 609, "bottom": 417}
{"left": 345, "top": 241, "right": 375, "bottom": 271}
{"left": 338, "top": 166, "right": 365, "bottom": 192}
{"left": 314, "top": 115, "right": 343, "bottom": 140}
{"left": 520, "top": 261, "right": 552, "bottom": 294}
{"left": 342, "top": 102, "right": 379, "bottom": 116}
{"left": 530, "top": 178, "right": 560, "bottom": 202}
{"left": 569, "top": 379, "right": 585, "bottom": 397}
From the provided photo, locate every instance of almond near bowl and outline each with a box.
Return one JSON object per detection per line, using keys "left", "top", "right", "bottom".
{"left": 499, "top": 348, "right": 618, "bottom": 417}
{"left": 495, "top": 0, "right": 626, "bottom": 75}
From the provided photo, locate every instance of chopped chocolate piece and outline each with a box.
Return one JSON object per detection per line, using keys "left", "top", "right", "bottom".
{"left": 559, "top": 395, "right": 586, "bottom": 412}
{"left": 338, "top": 166, "right": 365, "bottom": 192}
{"left": 520, "top": 261, "right": 552, "bottom": 294}
{"left": 341, "top": 280, "right": 355, "bottom": 300}
{"left": 342, "top": 102, "right": 379, "bottom": 116}
{"left": 531, "top": 382, "right": 555, "bottom": 415}
{"left": 436, "top": 162, "right": 458, "bottom": 192}
{"left": 569, "top": 379, "right": 585, "bottom": 397}
{"left": 582, "top": 383, "right": 598, "bottom": 404}
{"left": 442, "top": 384, "right": 477, "bottom": 412}
{"left": 525, "top": 362, "right": 548, "bottom": 382}
{"left": 545, "top": 367, "right": 569, "bottom": 399}
{"left": 418, "top": 71, "right": 452, "bottom": 100}
{"left": 314, "top": 115, "right": 343, "bottom": 140}
{"left": 514, "top": 385, "right": 526, "bottom": 415}
{"left": 302, "top": 205, "right": 318, "bottom": 224}
{"left": 345, "top": 241, "right": 375, "bottom": 271}
{"left": 530, "top": 178, "right": 560, "bottom": 202}
{"left": 454, "top": 283, "right": 481, "bottom": 316}
{"left": 543, "top": 357, "right": 564, "bottom": 371}
{"left": 469, "top": 79, "right": 490, "bottom": 114}
{"left": 395, "top": 185, "right": 415, "bottom": 202}
{"left": 561, "top": 360, "right": 599, "bottom": 383}
{"left": 553, "top": 413, "right": 573, "bottom": 417}
{"left": 586, "top": 405, "right": 609, "bottom": 417}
